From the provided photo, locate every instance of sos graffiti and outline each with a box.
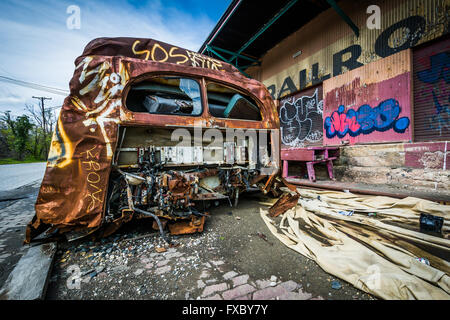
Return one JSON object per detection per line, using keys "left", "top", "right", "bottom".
{"left": 268, "top": 16, "right": 426, "bottom": 99}
{"left": 132, "top": 40, "right": 224, "bottom": 71}
{"left": 324, "top": 99, "right": 410, "bottom": 139}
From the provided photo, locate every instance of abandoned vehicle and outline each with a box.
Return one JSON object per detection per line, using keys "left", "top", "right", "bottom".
{"left": 25, "top": 37, "right": 283, "bottom": 243}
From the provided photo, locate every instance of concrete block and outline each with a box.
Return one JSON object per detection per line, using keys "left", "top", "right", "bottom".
{"left": 0, "top": 242, "right": 57, "bottom": 300}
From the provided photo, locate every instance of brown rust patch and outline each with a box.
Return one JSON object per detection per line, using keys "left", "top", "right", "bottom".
{"left": 168, "top": 215, "right": 206, "bottom": 235}
{"left": 269, "top": 193, "right": 300, "bottom": 218}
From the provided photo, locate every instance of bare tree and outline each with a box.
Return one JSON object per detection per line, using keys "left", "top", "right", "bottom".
{"left": 26, "top": 101, "right": 56, "bottom": 158}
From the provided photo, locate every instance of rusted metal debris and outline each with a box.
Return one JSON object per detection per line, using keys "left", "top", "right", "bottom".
{"left": 267, "top": 176, "right": 301, "bottom": 218}
{"left": 168, "top": 215, "right": 206, "bottom": 235}
{"left": 269, "top": 192, "right": 300, "bottom": 218}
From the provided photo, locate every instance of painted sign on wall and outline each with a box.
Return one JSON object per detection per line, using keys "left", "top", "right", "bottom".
{"left": 323, "top": 50, "right": 413, "bottom": 146}
{"left": 279, "top": 86, "right": 323, "bottom": 148}
{"left": 324, "top": 99, "right": 410, "bottom": 139}
{"left": 261, "top": 0, "right": 449, "bottom": 100}
{"left": 413, "top": 37, "right": 450, "bottom": 141}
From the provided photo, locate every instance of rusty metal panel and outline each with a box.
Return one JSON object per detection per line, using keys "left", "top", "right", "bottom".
{"left": 413, "top": 37, "right": 450, "bottom": 141}
{"left": 279, "top": 85, "right": 323, "bottom": 148}
{"left": 323, "top": 49, "right": 413, "bottom": 146}
{"left": 259, "top": 0, "right": 449, "bottom": 100}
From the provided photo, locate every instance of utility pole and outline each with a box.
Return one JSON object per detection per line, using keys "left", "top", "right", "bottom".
{"left": 32, "top": 96, "right": 52, "bottom": 157}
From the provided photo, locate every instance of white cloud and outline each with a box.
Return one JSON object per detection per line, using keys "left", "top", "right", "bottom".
{"left": 0, "top": 0, "right": 217, "bottom": 117}
{"left": 0, "top": 96, "right": 26, "bottom": 105}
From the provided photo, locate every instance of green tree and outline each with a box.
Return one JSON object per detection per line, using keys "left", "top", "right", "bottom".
{"left": 1, "top": 111, "right": 33, "bottom": 160}
{"left": 12, "top": 115, "right": 33, "bottom": 160}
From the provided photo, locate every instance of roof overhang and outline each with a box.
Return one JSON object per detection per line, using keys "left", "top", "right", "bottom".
{"left": 199, "top": 0, "right": 360, "bottom": 77}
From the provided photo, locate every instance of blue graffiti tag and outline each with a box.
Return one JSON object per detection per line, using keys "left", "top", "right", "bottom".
{"left": 429, "top": 90, "right": 450, "bottom": 134}
{"left": 417, "top": 52, "right": 449, "bottom": 84}
{"left": 324, "top": 98, "right": 410, "bottom": 139}
{"left": 416, "top": 51, "right": 450, "bottom": 134}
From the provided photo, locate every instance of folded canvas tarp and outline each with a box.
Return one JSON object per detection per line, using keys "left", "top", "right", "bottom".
{"left": 261, "top": 189, "right": 450, "bottom": 300}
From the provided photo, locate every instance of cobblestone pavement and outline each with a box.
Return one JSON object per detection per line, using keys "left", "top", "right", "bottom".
{"left": 46, "top": 194, "right": 374, "bottom": 300}
{"left": 135, "top": 248, "right": 317, "bottom": 300}
{"left": 48, "top": 234, "right": 323, "bottom": 300}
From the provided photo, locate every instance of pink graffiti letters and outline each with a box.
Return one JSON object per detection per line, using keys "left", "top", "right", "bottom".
{"left": 324, "top": 106, "right": 360, "bottom": 139}
{"left": 325, "top": 99, "right": 410, "bottom": 139}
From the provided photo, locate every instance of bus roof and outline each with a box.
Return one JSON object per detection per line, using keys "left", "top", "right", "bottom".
{"left": 81, "top": 37, "right": 240, "bottom": 74}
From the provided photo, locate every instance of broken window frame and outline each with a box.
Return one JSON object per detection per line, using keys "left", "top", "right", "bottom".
{"left": 123, "top": 73, "right": 265, "bottom": 124}
{"left": 125, "top": 74, "right": 205, "bottom": 117}
{"left": 205, "top": 80, "right": 264, "bottom": 122}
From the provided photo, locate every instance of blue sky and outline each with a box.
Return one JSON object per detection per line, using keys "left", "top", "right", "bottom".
{"left": 0, "top": 0, "right": 230, "bottom": 116}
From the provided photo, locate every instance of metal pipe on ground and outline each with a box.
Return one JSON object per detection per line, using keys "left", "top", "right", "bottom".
{"left": 286, "top": 178, "right": 450, "bottom": 203}
{"left": 133, "top": 207, "right": 172, "bottom": 245}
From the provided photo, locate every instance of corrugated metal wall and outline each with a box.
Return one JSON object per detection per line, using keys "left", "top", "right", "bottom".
{"left": 413, "top": 36, "right": 450, "bottom": 141}
{"left": 322, "top": 50, "right": 413, "bottom": 146}
{"left": 259, "top": 0, "right": 449, "bottom": 99}
{"left": 279, "top": 85, "right": 323, "bottom": 149}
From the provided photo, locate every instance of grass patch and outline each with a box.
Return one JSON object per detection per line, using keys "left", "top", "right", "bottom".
{"left": 0, "top": 157, "right": 45, "bottom": 165}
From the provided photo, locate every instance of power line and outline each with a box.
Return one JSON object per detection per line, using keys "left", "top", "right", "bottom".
{"left": 0, "top": 65, "right": 15, "bottom": 78}
{"left": 47, "top": 105, "right": 62, "bottom": 110}
{"left": 0, "top": 75, "right": 69, "bottom": 96}
{"left": 1, "top": 75, "right": 68, "bottom": 92}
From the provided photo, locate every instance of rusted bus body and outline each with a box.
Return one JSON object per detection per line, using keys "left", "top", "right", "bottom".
{"left": 26, "top": 38, "right": 280, "bottom": 243}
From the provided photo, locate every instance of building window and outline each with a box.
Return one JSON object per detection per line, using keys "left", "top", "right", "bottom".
{"left": 206, "top": 82, "right": 262, "bottom": 121}
{"left": 126, "top": 76, "right": 202, "bottom": 116}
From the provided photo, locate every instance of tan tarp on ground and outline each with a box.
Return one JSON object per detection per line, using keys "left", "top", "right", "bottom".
{"left": 261, "top": 189, "right": 450, "bottom": 300}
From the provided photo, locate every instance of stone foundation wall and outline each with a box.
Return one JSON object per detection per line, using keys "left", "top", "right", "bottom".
{"left": 334, "top": 141, "right": 450, "bottom": 194}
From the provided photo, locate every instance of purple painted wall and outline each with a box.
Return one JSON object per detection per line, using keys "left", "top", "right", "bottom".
{"left": 322, "top": 50, "right": 413, "bottom": 146}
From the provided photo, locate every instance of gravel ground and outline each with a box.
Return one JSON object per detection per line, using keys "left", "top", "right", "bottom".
{"left": 46, "top": 193, "right": 375, "bottom": 300}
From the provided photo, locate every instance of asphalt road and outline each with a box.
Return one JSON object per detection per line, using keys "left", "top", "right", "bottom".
{"left": 0, "top": 162, "right": 46, "bottom": 192}
{"left": 0, "top": 162, "right": 46, "bottom": 290}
